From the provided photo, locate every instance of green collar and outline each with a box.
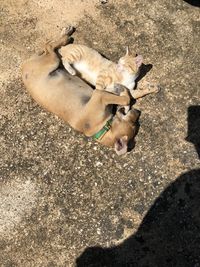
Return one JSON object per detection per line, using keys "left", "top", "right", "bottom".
{"left": 93, "top": 118, "right": 113, "bottom": 140}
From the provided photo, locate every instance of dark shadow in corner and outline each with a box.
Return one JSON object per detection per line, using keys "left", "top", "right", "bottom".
{"left": 186, "top": 106, "right": 200, "bottom": 158}
{"left": 184, "top": 0, "right": 200, "bottom": 7}
{"left": 76, "top": 106, "right": 200, "bottom": 267}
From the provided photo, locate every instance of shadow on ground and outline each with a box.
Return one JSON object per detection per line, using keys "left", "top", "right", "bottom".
{"left": 183, "top": 0, "right": 200, "bottom": 7}
{"left": 76, "top": 106, "right": 200, "bottom": 267}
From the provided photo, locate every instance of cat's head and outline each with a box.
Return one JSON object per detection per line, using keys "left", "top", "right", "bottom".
{"left": 112, "top": 107, "right": 140, "bottom": 155}
{"left": 117, "top": 47, "right": 143, "bottom": 75}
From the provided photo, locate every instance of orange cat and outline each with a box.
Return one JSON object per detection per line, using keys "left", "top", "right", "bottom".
{"left": 59, "top": 45, "right": 143, "bottom": 96}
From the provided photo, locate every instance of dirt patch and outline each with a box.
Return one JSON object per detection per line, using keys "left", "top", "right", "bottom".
{"left": 0, "top": 178, "right": 38, "bottom": 237}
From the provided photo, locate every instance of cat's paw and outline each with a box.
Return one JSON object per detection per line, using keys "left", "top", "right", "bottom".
{"left": 146, "top": 82, "right": 161, "bottom": 94}
{"left": 154, "top": 85, "right": 161, "bottom": 93}
{"left": 113, "top": 83, "right": 127, "bottom": 95}
{"left": 63, "top": 62, "right": 76, "bottom": 75}
{"left": 61, "top": 26, "right": 75, "bottom": 37}
{"left": 68, "top": 68, "right": 76, "bottom": 76}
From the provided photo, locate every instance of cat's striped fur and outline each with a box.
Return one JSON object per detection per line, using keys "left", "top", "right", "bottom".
{"left": 59, "top": 44, "right": 143, "bottom": 96}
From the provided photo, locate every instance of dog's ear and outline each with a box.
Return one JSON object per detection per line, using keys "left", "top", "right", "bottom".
{"left": 117, "top": 107, "right": 140, "bottom": 123}
{"left": 116, "top": 107, "right": 126, "bottom": 118}
{"left": 114, "top": 136, "right": 128, "bottom": 155}
{"left": 135, "top": 55, "right": 143, "bottom": 68}
{"left": 127, "top": 108, "right": 140, "bottom": 123}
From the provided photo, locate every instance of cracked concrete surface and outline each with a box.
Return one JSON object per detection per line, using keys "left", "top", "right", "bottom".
{"left": 0, "top": 0, "right": 200, "bottom": 266}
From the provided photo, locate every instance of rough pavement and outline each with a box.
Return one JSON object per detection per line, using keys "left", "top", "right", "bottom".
{"left": 0, "top": 0, "right": 200, "bottom": 266}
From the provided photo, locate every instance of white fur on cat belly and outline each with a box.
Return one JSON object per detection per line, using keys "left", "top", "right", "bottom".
{"left": 73, "top": 61, "right": 98, "bottom": 85}
{"left": 121, "top": 72, "right": 137, "bottom": 90}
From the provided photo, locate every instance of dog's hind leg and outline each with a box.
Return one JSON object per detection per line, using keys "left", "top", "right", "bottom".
{"left": 40, "top": 26, "right": 75, "bottom": 75}
{"left": 22, "top": 26, "right": 75, "bottom": 82}
{"left": 44, "top": 26, "right": 74, "bottom": 54}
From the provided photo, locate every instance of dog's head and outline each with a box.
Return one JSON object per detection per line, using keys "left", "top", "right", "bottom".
{"left": 111, "top": 107, "right": 140, "bottom": 155}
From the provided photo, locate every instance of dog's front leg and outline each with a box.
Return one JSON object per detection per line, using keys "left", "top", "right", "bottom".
{"left": 96, "top": 87, "right": 130, "bottom": 107}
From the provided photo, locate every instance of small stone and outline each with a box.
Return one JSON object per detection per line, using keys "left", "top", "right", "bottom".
{"left": 100, "top": 0, "right": 108, "bottom": 4}
{"left": 97, "top": 228, "right": 101, "bottom": 235}
{"left": 95, "top": 161, "right": 103, "bottom": 167}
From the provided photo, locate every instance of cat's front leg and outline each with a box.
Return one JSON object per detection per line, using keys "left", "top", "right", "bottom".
{"left": 96, "top": 72, "right": 113, "bottom": 92}
{"left": 126, "top": 82, "right": 135, "bottom": 91}
{"left": 96, "top": 81, "right": 116, "bottom": 94}
{"left": 63, "top": 61, "right": 76, "bottom": 76}
{"left": 96, "top": 81, "right": 106, "bottom": 91}
{"left": 130, "top": 81, "right": 160, "bottom": 99}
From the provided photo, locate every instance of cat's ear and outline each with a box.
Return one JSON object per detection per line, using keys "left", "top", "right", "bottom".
{"left": 114, "top": 136, "right": 128, "bottom": 155}
{"left": 125, "top": 46, "right": 130, "bottom": 56}
{"left": 135, "top": 55, "right": 143, "bottom": 68}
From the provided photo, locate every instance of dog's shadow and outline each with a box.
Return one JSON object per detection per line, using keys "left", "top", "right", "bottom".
{"left": 76, "top": 106, "right": 200, "bottom": 267}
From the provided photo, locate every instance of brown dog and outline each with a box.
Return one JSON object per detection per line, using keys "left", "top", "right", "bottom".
{"left": 22, "top": 27, "right": 157, "bottom": 155}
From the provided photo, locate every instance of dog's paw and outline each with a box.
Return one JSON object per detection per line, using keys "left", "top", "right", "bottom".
{"left": 61, "top": 26, "right": 75, "bottom": 37}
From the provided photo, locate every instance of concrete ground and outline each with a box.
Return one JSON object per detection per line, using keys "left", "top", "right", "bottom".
{"left": 0, "top": 0, "right": 200, "bottom": 266}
